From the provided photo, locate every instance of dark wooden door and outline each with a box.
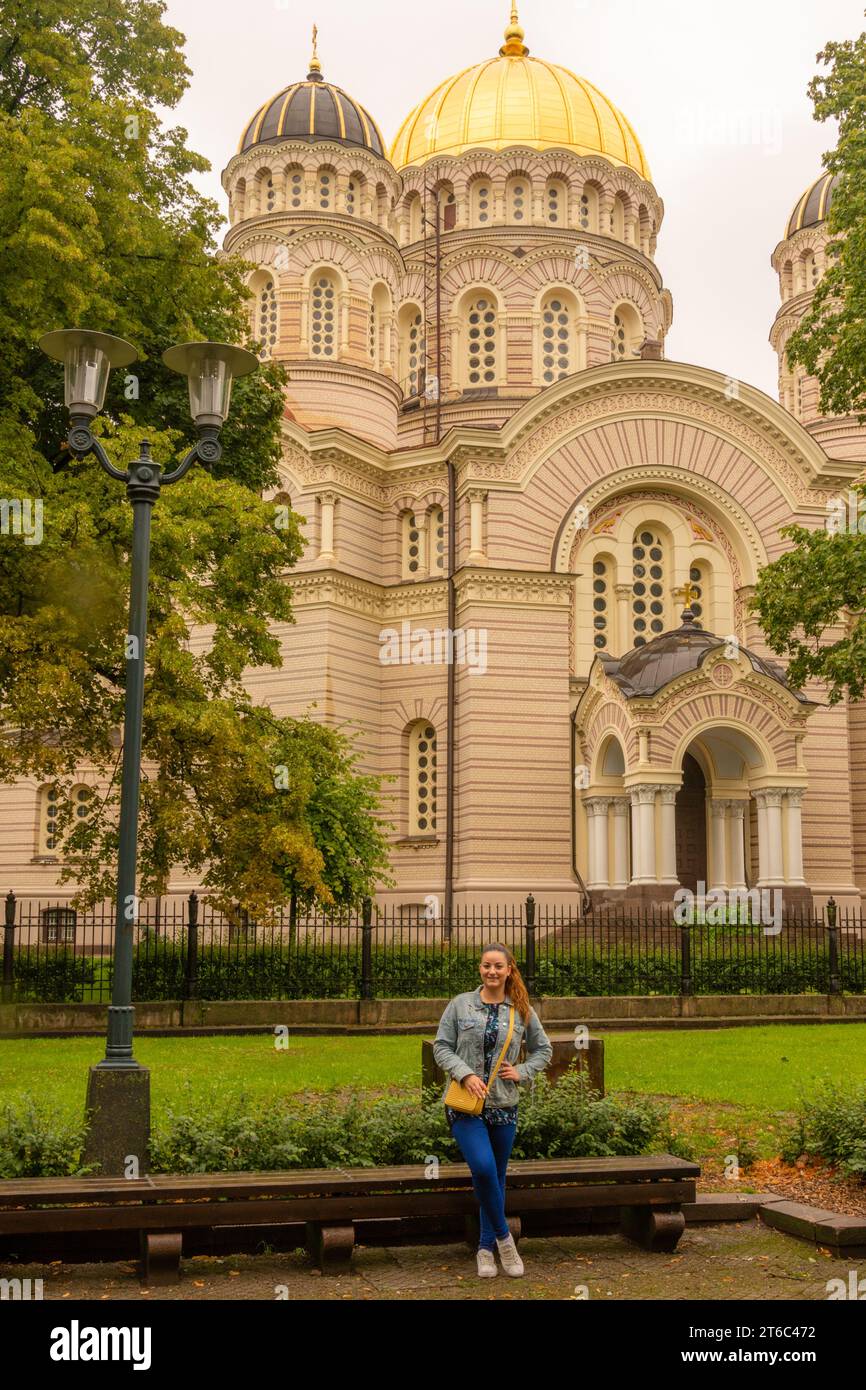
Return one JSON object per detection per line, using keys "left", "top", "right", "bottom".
{"left": 675, "top": 753, "right": 707, "bottom": 893}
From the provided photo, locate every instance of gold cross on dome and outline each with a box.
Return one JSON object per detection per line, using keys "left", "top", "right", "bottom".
{"left": 676, "top": 580, "right": 699, "bottom": 610}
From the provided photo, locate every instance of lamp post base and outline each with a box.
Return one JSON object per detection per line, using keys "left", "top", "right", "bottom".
{"left": 83, "top": 1065, "right": 151, "bottom": 1176}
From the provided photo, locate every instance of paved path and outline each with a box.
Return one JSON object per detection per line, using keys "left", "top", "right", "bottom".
{"left": 3, "top": 1222, "right": 858, "bottom": 1301}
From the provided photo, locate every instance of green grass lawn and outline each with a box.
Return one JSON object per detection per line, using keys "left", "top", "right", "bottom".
{"left": 1, "top": 1023, "right": 862, "bottom": 1123}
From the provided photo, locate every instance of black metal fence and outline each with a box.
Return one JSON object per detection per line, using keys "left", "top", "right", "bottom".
{"left": 3, "top": 890, "right": 865, "bottom": 1004}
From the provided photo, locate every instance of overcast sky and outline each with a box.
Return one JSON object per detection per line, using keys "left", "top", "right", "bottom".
{"left": 160, "top": 0, "right": 864, "bottom": 399}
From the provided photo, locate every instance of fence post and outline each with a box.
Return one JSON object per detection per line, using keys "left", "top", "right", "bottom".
{"left": 185, "top": 891, "right": 199, "bottom": 1000}
{"left": 524, "top": 893, "right": 536, "bottom": 997}
{"left": 360, "top": 897, "right": 373, "bottom": 1000}
{"left": 826, "top": 897, "right": 840, "bottom": 996}
{"left": 2, "top": 890, "right": 15, "bottom": 1004}
{"left": 680, "top": 920, "right": 692, "bottom": 997}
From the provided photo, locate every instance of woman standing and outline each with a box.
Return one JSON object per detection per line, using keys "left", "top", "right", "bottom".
{"left": 433, "top": 942, "right": 552, "bottom": 1278}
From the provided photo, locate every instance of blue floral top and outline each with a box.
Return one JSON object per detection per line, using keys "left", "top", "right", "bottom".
{"left": 445, "top": 1000, "right": 518, "bottom": 1127}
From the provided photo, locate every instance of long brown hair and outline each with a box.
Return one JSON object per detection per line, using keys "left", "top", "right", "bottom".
{"left": 479, "top": 942, "right": 531, "bottom": 1026}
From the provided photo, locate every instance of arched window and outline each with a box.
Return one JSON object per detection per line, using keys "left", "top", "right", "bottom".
{"left": 611, "top": 303, "right": 643, "bottom": 360}
{"left": 471, "top": 180, "right": 492, "bottom": 226}
{"left": 310, "top": 273, "right": 338, "bottom": 358}
{"left": 403, "top": 510, "right": 422, "bottom": 577}
{"left": 781, "top": 261, "right": 793, "bottom": 300}
{"left": 317, "top": 167, "right": 334, "bottom": 211}
{"left": 631, "top": 528, "right": 667, "bottom": 647}
{"left": 251, "top": 271, "right": 278, "bottom": 359}
{"left": 688, "top": 564, "right": 708, "bottom": 631}
{"left": 232, "top": 178, "right": 246, "bottom": 222}
{"left": 592, "top": 557, "right": 612, "bottom": 651}
{"left": 428, "top": 506, "right": 445, "bottom": 573}
{"left": 376, "top": 183, "right": 389, "bottom": 227}
{"left": 370, "top": 283, "right": 391, "bottom": 373}
{"left": 466, "top": 294, "right": 498, "bottom": 387}
{"left": 507, "top": 176, "right": 529, "bottom": 223}
{"left": 540, "top": 293, "right": 578, "bottom": 383}
{"left": 255, "top": 169, "right": 274, "bottom": 216}
{"left": 39, "top": 784, "right": 61, "bottom": 855}
{"left": 408, "top": 721, "right": 438, "bottom": 836}
{"left": 346, "top": 176, "right": 359, "bottom": 216}
{"left": 39, "top": 783, "right": 94, "bottom": 855}
{"left": 579, "top": 183, "right": 599, "bottom": 232}
{"left": 547, "top": 179, "right": 567, "bottom": 225}
{"left": 286, "top": 167, "right": 304, "bottom": 210}
{"left": 638, "top": 205, "right": 651, "bottom": 255}
{"left": 406, "top": 193, "right": 422, "bottom": 242}
{"left": 399, "top": 305, "right": 425, "bottom": 397}
{"left": 801, "top": 251, "right": 815, "bottom": 293}
{"left": 436, "top": 182, "right": 456, "bottom": 230}
{"left": 612, "top": 193, "right": 628, "bottom": 240}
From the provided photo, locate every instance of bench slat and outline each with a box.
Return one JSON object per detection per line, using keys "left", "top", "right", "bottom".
{"left": 0, "top": 1155, "right": 700, "bottom": 1208}
{"left": 0, "top": 1180, "right": 696, "bottom": 1234}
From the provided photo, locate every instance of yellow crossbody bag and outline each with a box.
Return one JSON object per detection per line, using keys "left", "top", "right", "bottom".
{"left": 444, "top": 1005, "right": 515, "bottom": 1116}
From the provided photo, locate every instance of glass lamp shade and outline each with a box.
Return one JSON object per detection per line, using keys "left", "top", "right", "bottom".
{"left": 39, "top": 329, "right": 138, "bottom": 418}
{"left": 162, "top": 342, "right": 259, "bottom": 428}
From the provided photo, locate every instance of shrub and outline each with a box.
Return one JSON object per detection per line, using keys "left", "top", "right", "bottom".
{"left": 780, "top": 1081, "right": 866, "bottom": 1177}
{"left": 0, "top": 1100, "right": 93, "bottom": 1178}
{"left": 146, "top": 1068, "right": 667, "bottom": 1174}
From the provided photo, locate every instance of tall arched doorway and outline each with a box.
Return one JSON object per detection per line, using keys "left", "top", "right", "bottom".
{"left": 675, "top": 752, "right": 707, "bottom": 893}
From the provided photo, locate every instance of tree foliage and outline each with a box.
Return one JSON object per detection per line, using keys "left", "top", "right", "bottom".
{"left": 752, "top": 18, "right": 866, "bottom": 702}
{"left": 0, "top": 1, "right": 392, "bottom": 909}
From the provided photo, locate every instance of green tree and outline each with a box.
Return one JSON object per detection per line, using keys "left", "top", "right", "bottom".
{"left": 0, "top": 1, "right": 391, "bottom": 908}
{"left": 752, "top": 18, "right": 866, "bottom": 702}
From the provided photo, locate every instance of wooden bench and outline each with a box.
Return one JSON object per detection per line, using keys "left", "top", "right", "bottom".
{"left": 0, "top": 1154, "right": 699, "bottom": 1283}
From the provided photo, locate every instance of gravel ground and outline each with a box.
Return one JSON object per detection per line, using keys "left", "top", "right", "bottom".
{"left": 3, "top": 1221, "right": 859, "bottom": 1302}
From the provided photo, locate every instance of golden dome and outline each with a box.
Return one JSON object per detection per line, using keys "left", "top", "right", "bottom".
{"left": 390, "top": 5, "right": 650, "bottom": 179}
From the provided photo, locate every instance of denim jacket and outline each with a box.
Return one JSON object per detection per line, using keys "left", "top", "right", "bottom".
{"left": 432, "top": 986, "right": 553, "bottom": 1109}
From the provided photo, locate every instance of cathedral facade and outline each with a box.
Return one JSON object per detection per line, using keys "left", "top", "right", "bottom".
{"left": 6, "top": 8, "right": 866, "bottom": 915}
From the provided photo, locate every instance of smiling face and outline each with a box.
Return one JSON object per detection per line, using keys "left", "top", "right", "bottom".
{"left": 479, "top": 949, "right": 511, "bottom": 993}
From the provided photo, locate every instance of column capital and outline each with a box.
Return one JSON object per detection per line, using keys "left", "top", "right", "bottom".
{"left": 611, "top": 796, "right": 631, "bottom": 815}
{"left": 754, "top": 788, "right": 783, "bottom": 810}
{"left": 782, "top": 787, "right": 805, "bottom": 808}
{"left": 708, "top": 799, "right": 729, "bottom": 819}
{"left": 317, "top": 489, "right": 339, "bottom": 507}
{"left": 466, "top": 488, "right": 488, "bottom": 504}
{"left": 584, "top": 796, "right": 612, "bottom": 817}
{"left": 726, "top": 799, "right": 747, "bottom": 821}
{"left": 631, "top": 784, "right": 660, "bottom": 806}
{"left": 658, "top": 786, "right": 680, "bottom": 806}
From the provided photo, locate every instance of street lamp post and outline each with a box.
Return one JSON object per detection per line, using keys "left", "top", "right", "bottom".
{"left": 39, "top": 330, "right": 258, "bottom": 1174}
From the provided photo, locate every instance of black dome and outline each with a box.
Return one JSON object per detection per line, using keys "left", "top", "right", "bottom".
{"left": 238, "top": 69, "right": 385, "bottom": 159}
{"left": 786, "top": 172, "right": 839, "bottom": 239}
{"left": 597, "top": 610, "right": 809, "bottom": 701}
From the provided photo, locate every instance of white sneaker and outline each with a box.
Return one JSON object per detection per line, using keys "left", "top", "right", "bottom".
{"left": 476, "top": 1248, "right": 498, "bottom": 1278}
{"left": 496, "top": 1233, "right": 525, "bottom": 1277}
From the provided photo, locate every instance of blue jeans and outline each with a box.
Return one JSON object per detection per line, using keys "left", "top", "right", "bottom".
{"left": 449, "top": 1112, "right": 517, "bottom": 1251}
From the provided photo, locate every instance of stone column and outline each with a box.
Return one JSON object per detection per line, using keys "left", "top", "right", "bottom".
{"left": 467, "top": 490, "right": 487, "bottom": 564}
{"left": 727, "top": 801, "right": 747, "bottom": 892}
{"left": 755, "top": 790, "right": 784, "bottom": 886}
{"left": 614, "top": 584, "right": 631, "bottom": 655}
{"left": 629, "top": 786, "right": 658, "bottom": 884}
{"left": 783, "top": 788, "right": 806, "bottom": 885}
{"left": 318, "top": 492, "right": 337, "bottom": 564}
{"left": 585, "top": 798, "right": 611, "bottom": 891}
{"left": 658, "top": 787, "right": 679, "bottom": 884}
{"left": 611, "top": 798, "right": 630, "bottom": 889}
{"left": 708, "top": 799, "right": 729, "bottom": 892}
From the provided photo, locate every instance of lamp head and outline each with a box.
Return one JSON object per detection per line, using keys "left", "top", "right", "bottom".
{"left": 162, "top": 341, "right": 259, "bottom": 430}
{"left": 38, "top": 329, "right": 138, "bottom": 418}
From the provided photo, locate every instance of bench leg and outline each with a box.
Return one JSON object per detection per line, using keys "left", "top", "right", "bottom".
{"left": 464, "top": 1215, "right": 521, "bottom": 1251}
{"left": 620, "top": 1205, "right": 685, "bottom": 1253}
{"left": 305, "top": 1222, "right": 355, "bottom": 1275}
{"left": 140, "top": 1231, "right": 183, "bottom": 1286}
